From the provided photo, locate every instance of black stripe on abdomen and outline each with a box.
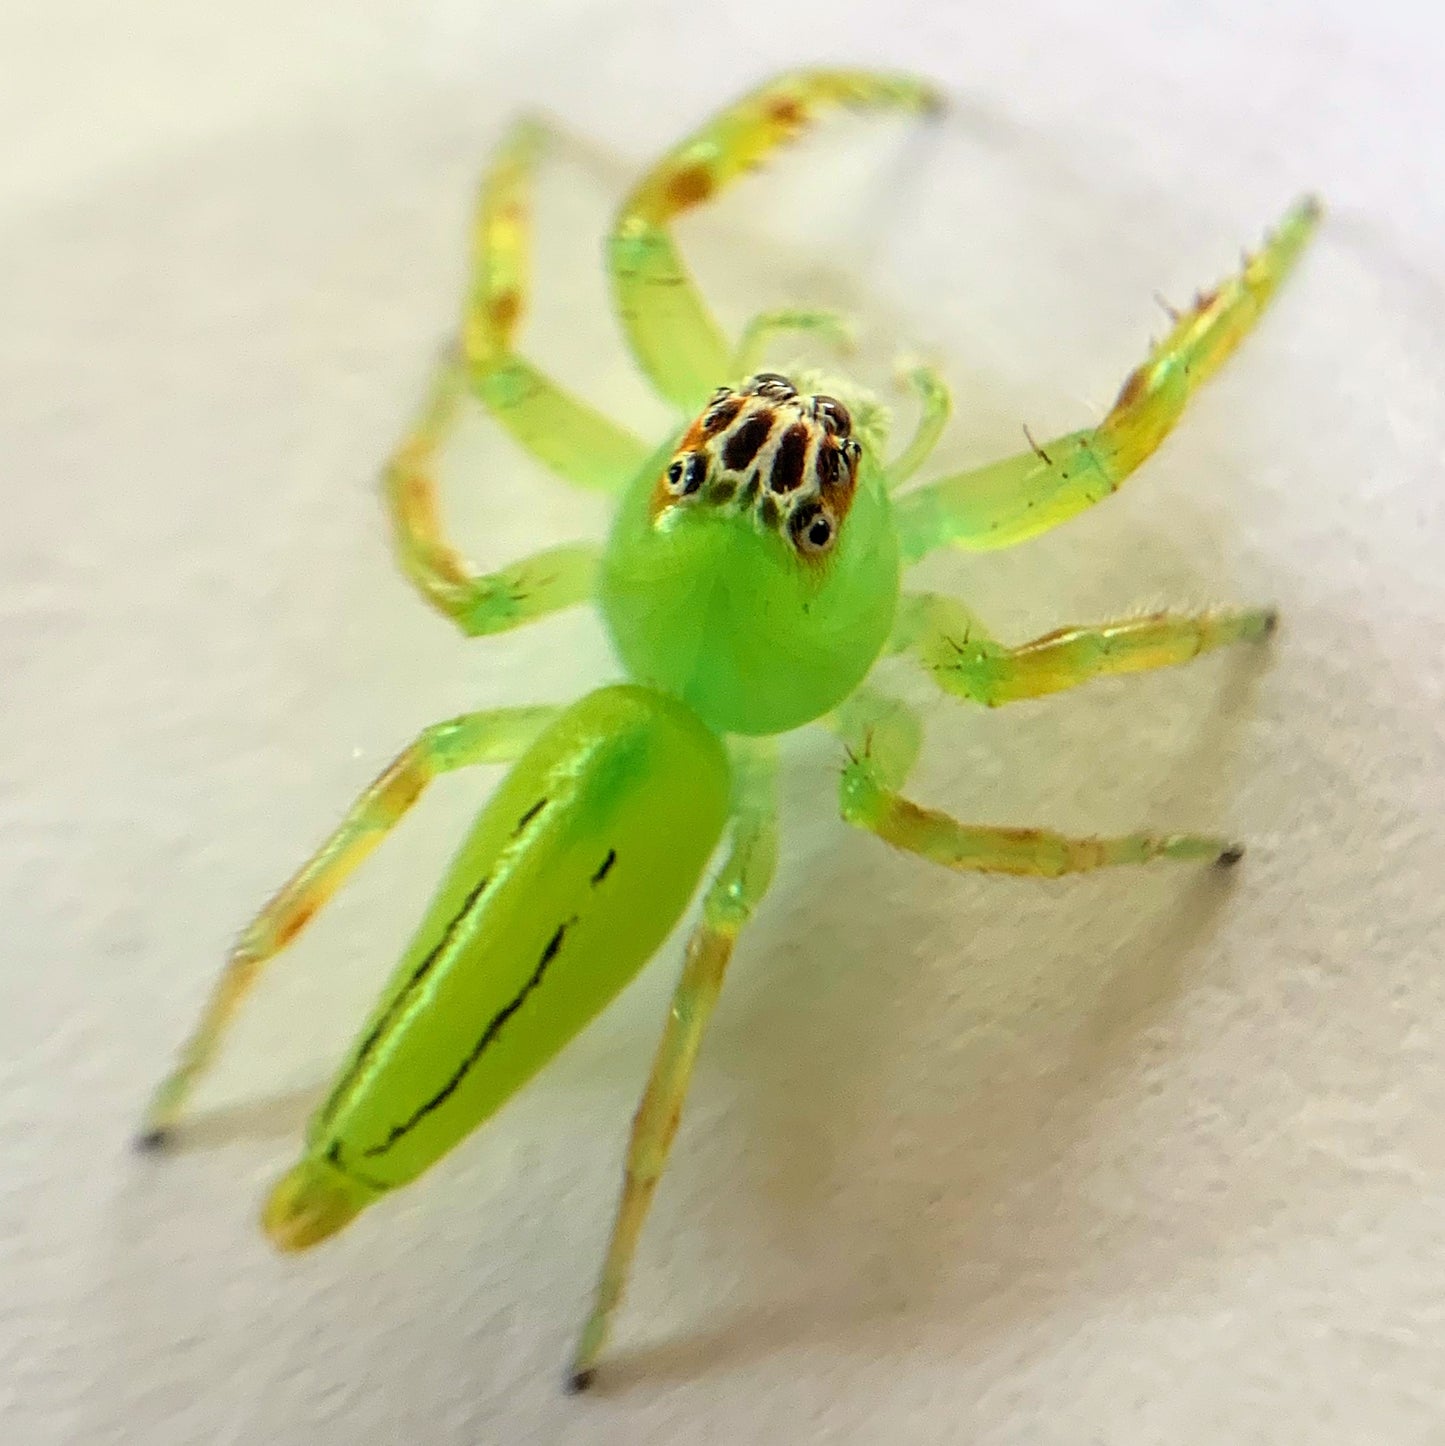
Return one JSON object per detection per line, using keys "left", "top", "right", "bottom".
{"left": 360, "top": 916, "right": 578, "bottom": 1159}
{"left": 314, "top": 870, "right": 491, "bottom": 1135}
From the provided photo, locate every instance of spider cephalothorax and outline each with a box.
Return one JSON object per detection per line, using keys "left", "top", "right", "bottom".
{"left": 605, "top": 361, "right": 899, "bottom": 736}
{"left": 653, "top": 372, "right": 863, "bottom": 556}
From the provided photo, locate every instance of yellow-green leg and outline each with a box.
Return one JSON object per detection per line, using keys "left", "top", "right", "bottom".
{"left": 828, "top": 684, "right": 924, "bottom": 789}
{"left": 139, "top": 706, "right": 558, "bottom": 1147}
{"left": 887, "top": 363, "right": 952, "bottom": 490}
{"left": 895, "top": 196, "right": 1322, "bottom": 561}
{"left": 385, "top": 359, "right": 602, "bottom": 635}
{"left": 732, "top": 307, "right": 855, "bottom": 377}
{"left": 836, "top": 696, "right": 1241, "bottom": 877}
{"left": 386, "top": 117, "right": 656, "bottom": 632}
{"left": 460, "top": 118, "right": 650, "bottom": 492}
{"left": 610, "top": 70, "right": 943, "bottom": 413}
{"left": 892, "top": 590, "right": 1277, "bottom": 707}
{"left": 568, "top": 741, "right": 779, "bottom": 1391}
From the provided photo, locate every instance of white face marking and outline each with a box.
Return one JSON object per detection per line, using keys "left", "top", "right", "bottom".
{"left": 656, "top": 373, "right": 863, "bottom": 556}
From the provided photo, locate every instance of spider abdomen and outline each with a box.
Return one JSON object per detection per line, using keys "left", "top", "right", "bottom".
{"left": 262, "top": 685, "right": 730, "bottom": 1248}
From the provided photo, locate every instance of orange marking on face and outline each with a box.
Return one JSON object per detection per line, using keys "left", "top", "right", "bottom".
{"left": 664, "top": 162, "right": 715, "bottom": 211}
{"left": 813, "top": 440, "right": 859, "bottom": 520}
{"left": 817, "top": 463, "right": 858, "bottom": 519}
{"left": 675, "top": 415, "right": 710, "bottom": 453}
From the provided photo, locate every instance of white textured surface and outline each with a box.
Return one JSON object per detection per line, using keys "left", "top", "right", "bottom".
{"left": 4, "top": 3, "right": 1444, "bottom": 1442}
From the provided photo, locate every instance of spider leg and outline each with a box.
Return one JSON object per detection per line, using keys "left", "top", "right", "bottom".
{"left": 609, "top": 70, "right": 942, "bottom": 412}
{"left": 385, "top": 360, "right": 602, "bottom": 635}
{"left": 894, "top": 196, "right": 1321, "bottom": 561}
{"left": 459, "top": 118, "right": 650, "bottom": 493}
{"left": 891, "top": 591, "right": 1276, "bottom": 706}
{"left": 886, "top": 362, "right": 952, "bottom": 490}
{"left": 568, "top": 740, "right": 778, "bottom": 1391}
{"left": 834, "top": 698, "right": 1239, "bottom": 877}
{"left": 827, "top": 684, "right": 924, "bottom": 788}
{"left": 733, "top": 306, "right": 855, "bottom": 376}
{"left": 139, "top": 706, "right": 558, "bottom": 1146}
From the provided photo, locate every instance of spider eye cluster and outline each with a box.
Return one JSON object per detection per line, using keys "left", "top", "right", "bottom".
{"left": 654, "top": 372, "right": 863, "bottom": 558}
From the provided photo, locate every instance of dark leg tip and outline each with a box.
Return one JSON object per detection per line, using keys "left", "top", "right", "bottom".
{"left": 1215, "top": 844, "right": 1246, "bottom": 868}
{"left": 134, "top": 1127, "right": 171, "bottom": 1153}
{"left": 1261, "top": 608, "right": 1280, "bottom": 637}
{"left": 565, "top": 1368, "right": 596, "bottom": 1395}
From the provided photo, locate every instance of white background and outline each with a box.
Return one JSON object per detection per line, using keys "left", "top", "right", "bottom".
{"left": 4, "top": 2, "right": 1443, "bottom": 1442}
